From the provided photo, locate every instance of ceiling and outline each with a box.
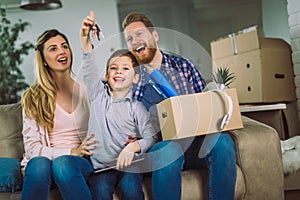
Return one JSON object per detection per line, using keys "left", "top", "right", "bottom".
{"left": 0, "top": 0, "right": 20, "bottom": 9}
{"left": 193, "top": 0, "right": 251, "bottom": 8}
{"left": 117, "top": 0, "right": 252, "bottom": 8}
{"left": 0, "top": 0, "right": 254, "bottom": 12}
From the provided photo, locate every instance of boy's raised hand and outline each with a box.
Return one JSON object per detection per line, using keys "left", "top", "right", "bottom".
{"left": 80, "top": 10, "right": 95, "bottom": 52}
{"left": 81, "top": 10, "right": 95, "bottom": 35}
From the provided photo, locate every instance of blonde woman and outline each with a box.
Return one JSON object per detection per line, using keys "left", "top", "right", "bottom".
{"left": 21, "top": 29, "right": 95, "bottom": 200}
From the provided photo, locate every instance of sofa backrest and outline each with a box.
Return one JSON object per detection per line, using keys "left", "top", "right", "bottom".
{"left": 0, "top": 103, "right": 24, "bottom": 159}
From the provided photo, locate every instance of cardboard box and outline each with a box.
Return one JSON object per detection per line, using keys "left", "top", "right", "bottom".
{"left": 240, "top": 101, "right": 299, "bottom": 140}
{"left": 213, "top": 47, "right": 296, "bottom": 103}
{"left": 211, "top": 27, "right": 285, "bottom": 60}
{"left": 211, "top": 27, "right": 296, "bottom": 104}
{"left": 156, "top": 88, "right": 243, "bottom": 140}
{"left": 211, "top": 27, "right": 260, "bottom": 60}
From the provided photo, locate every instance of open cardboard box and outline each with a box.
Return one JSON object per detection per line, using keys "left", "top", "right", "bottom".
{"left": 156, "top": 88, "right": 243, "bottom": 140}
{"left": 211, "top": 26, "right": 296, "bottom": 104}
{"left": 210, "top": 26, "right": 284, "bottom": 60}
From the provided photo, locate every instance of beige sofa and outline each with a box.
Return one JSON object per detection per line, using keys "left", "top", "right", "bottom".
{"left": 0, "top": 103, "right": 284, "bottom": 200}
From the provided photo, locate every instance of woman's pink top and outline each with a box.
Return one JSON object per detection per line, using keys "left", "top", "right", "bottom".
{"left": 21, "top": 82, "right": 90, "bottom": 168}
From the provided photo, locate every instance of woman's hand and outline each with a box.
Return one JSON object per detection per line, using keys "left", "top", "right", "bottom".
{"left": 71, "top": 133, "right": 96, "bottom": 157}
{"left": 116, "top": 141, "right": 141, "bottom": 170}
{"left": 80, "top": 10, "right": 96, "bottom": 52}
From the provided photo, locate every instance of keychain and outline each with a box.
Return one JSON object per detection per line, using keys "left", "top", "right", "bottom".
{"left": 92, "top": 24, "right": 105, "bottom": 41}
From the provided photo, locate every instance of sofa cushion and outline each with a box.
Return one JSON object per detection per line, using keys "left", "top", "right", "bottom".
{"left": 0, "top": 103, "right": 24, "bottom": 158}
{"left": 0, "top": 158, "right": 22, "bottom": 192}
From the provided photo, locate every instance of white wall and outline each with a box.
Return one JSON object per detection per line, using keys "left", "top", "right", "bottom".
{"left": 5, "top": 0, "right": 121, "bottom": 85}
{"left": 262, "top": 0, "right": 290, "bottom": 43}
{"left": 3, "top": 0, "right": 293, "bottom": 85}
{"left": 287, "top": 0, "right": 300, "bottom": 124}
{"left": 197, "top": 0, "right": 262, "bottom": 52}
{"left": 118, "top": 0, "right": 213, "bottom": 81}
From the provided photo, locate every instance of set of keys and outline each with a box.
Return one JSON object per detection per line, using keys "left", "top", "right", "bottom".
{"left": 92, "top": 24, "right": 105, "bottom": 41}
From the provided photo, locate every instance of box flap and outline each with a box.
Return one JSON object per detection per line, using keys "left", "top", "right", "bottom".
{"left": 211, "top": 26, "right": 291, "bottom": 60}
{"left": 259, "top": 38, "right": 291, "bottom": 50}
{"left": 235, "top": 29, "right": 260, "bottom": 53}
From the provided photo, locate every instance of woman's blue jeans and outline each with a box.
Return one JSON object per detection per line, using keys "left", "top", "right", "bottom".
{"left": 21, "top": 155, "right": 93, "bottom": 200}
{"left": 148, "top": 132, "right": 236, "bottom": 200}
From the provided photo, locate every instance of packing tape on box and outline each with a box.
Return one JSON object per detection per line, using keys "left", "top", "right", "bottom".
{"left": 228, "top": 33, "right": 238, "bottom": 55}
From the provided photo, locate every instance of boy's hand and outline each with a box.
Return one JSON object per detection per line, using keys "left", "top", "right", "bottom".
{"left": 71, "top": 133, "right": 96, "bottom": 157}
{"left": 80, "top": 10, "right": 95, "bottom": 52}
{"left": 116, "top": 141, "right": 141, "bottom": 170}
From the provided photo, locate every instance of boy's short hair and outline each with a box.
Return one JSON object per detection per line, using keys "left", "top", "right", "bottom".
{"left": 106, "top": 49, "right": 140, "bottom": 74}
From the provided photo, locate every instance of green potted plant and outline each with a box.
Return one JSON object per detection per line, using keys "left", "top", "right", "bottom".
{"left": 212, "top": 66, "right": 236, "bottom": 89}
{"left": 0, "top": 6, "right": 34, "bottom": 104}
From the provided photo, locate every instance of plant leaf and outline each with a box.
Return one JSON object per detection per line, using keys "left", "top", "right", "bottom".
{"left": 212, "top": 66, "right": 236, "bottom": 87}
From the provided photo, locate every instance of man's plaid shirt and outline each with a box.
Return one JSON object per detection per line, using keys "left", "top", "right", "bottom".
{"left": 133, "top": 51, "right": 206, "bottom": 101}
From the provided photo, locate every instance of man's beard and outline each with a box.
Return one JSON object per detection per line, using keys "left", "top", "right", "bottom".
{"left": 135, "top": 46, "right": 157, "bottom": 65}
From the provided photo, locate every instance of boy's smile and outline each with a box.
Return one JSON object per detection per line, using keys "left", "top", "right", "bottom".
{"left": 106, "top": 56, "right": 139, "bottom": 95}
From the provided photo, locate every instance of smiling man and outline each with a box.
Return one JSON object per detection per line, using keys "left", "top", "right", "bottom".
{"left": 122, "top": 13, "right": 237, "bottom": 200}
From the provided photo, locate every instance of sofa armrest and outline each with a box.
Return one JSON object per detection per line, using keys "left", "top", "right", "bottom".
{"left": 230, "top": 116, "right": 284, "bottom": 200}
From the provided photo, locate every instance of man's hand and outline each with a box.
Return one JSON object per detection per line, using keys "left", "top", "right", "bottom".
{"left": 71, "top": 133, "right": 96, "bottom": 157}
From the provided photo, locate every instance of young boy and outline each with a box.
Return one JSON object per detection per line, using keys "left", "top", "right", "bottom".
{"left": 80, "top": 11, "right": 158, "bottom": 199}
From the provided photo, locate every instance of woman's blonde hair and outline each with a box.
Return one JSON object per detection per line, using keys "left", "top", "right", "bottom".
{"left": 22, "top": 29, "right": 73, "bottom": 132}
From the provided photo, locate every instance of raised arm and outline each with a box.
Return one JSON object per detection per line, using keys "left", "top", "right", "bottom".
{"left": 80, "top": 10, "right": 94, "bottom": 53}
{"left": 80, "top": 11, "right": 105, "bottom": 99}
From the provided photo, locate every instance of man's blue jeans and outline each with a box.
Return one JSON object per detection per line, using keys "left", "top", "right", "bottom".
{"left": 146, "top": 139, "right": 184, "bottom": 200}
{"left": 89, "top": 169, "right": 144, "bottom": 200}
{"left": 21, "top": 155, "right": 93, "bottom": 200}
{"left": 148, "top": 132, "right": 236, "bottom": 200}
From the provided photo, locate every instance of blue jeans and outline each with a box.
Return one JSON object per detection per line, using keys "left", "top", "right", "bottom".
{"left": 21, "top": 155, "right": 93, "bottom": 200}
{"left": 184, "top": 133, "right": 237, "bottom": 200}
{"left": 146, "top": 140, "right": 184, "bottom": 200}
{"left": 89, "top": 169, "right": 144, "bottom": 200}
{"left": 148, "top": 132, "right": 236, "bottom": 200}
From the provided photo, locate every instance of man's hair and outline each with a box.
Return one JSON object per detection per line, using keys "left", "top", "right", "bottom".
{"left": 106, "top": 49, "right": 140, "bottom": 74}
{"left": 122, "top": 12, "right": 155, "bottom": 32}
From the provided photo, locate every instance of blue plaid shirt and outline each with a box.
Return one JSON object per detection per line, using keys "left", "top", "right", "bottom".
{"left": 133, "top": 51, "right": 206, "bottom": 104}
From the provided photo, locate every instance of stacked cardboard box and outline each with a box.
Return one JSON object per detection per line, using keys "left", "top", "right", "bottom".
{"left": 211, "top": 26, "right": 296, "bottom": 104}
